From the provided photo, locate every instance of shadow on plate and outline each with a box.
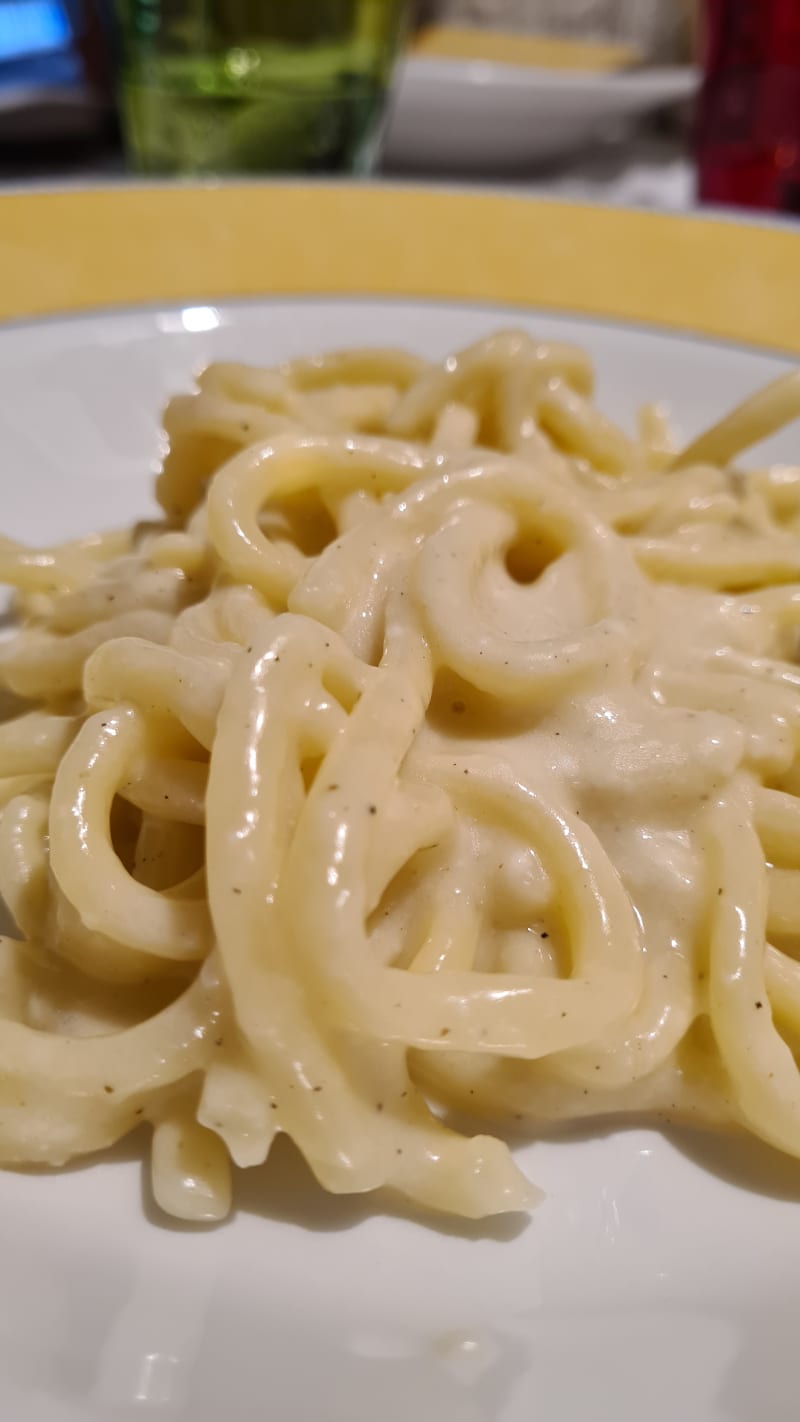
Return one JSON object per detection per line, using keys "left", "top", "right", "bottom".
{"left": 140, "top": 1109, "right": 800, "bottom": 1238}
{"left": 7, "top": 1097, "right": 800, "bottom": 1236}
{"left": 523, "top": 1113, "right": 800, "bottom": 1205}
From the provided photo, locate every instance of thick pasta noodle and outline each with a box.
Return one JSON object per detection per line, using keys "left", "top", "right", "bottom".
{"left": 1, "top": 328, "right": 800, "bottom": 1222}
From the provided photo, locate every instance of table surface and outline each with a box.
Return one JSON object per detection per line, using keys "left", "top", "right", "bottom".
{"left": 0, "top": 128, "right": 695, "bottom": 208}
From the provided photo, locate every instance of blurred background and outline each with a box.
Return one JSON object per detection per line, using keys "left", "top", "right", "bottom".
{"left": 0, "top": 0, "right": 796, "bottom": 216}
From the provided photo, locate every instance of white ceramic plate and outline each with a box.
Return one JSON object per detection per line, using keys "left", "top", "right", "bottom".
{"left": 384, "top": 60, "right": 699, "bottom": 172}
{"left": 1, "top": 292, "right": 799, "bottom": 1422}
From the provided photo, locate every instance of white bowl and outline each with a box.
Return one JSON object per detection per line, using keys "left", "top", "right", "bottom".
{"left": 385, "top": 58, "right": 699, "bottom": 172}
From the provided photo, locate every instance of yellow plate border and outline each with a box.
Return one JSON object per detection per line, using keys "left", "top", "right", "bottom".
{"left": 1, "top": 183, "right": 798, "bottom": 354}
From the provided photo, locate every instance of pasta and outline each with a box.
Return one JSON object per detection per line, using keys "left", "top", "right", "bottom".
{"left": 1, "top": 327, "right": 800, "bottom": 1223}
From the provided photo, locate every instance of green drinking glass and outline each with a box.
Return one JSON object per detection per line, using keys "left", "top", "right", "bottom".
{"left": 115, "top": 0, "right": 410, "bottom": 176}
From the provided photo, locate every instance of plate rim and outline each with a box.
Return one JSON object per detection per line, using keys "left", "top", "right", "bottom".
{"left": 1, "top": 181, "right": 799, "bottom": 356}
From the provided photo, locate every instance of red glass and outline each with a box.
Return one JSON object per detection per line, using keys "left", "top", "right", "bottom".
{"left": 697, "top": 0, "right": 800, "bottom": 213}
